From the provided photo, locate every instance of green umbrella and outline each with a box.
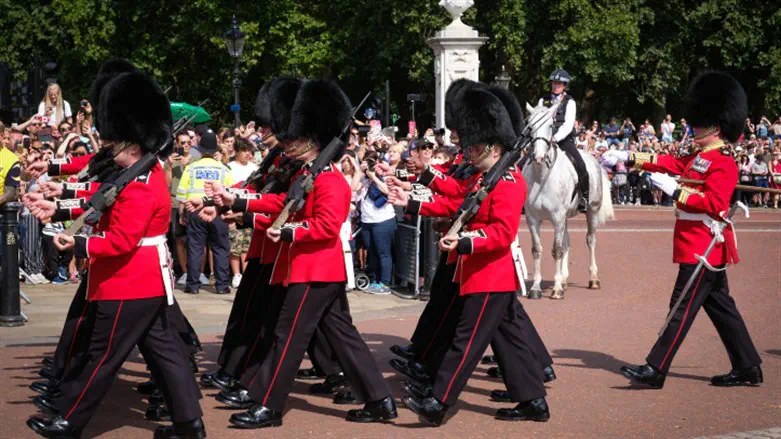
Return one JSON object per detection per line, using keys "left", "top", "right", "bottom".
{"left": 170, "top": 102, "right": 212, "bottom": 124}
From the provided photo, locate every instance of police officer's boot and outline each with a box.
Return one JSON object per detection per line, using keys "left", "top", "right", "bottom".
{"left": 578, "top": 176, "right": 589, "bottom": 213}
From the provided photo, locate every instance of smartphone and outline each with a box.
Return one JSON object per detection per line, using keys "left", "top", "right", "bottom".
{"left": 23, "top": 137, "right": 31, "bottom": 149}
{"left": 254, "top": 151, "right": 262, "bottom": 162}
{"left": 174, "top": 146, "right": 185, "bottom": 156}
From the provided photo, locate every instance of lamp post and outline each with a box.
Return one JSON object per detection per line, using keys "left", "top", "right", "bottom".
{"left": 494, "top": 65, "right": 511, "bottom": 90}
{"left": 223, "top": 15, "right": 246, "bottom": 129}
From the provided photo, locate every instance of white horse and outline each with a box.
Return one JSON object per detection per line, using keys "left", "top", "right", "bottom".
{"left": 522, "top": 102, "right": 614, "bottom": 299}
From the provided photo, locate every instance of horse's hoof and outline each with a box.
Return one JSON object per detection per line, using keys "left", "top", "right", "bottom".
{"left": 528, "top": 289, "right": 542, "bottom": 300}
{"left": 550, "top": 290, "right": 565, "bottom": 300}
{"left": 588, "top": 280, "right": 601, "bottom": 290}
{"left": 562, "top": 282, "right": 568, "bottom": 291}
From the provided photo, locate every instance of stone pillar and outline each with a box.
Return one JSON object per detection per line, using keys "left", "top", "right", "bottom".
{"left": 426, "top": 0, "right": 488, "bottom": 129}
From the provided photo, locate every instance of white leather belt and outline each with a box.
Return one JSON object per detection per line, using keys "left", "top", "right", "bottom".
{"left": 137, "top": 234, "right": 174, "bottom": 305}
{"left": 675, "top": 209, "right": 726, "bottom": 243}
{"left": 511, "top": 240, "right": 528, "bottom": 297}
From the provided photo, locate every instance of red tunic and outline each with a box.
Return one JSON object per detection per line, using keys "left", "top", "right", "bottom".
{"left": 48, "top": 154, "right": 94, "bottom": 176}
{"left": 73, "top": 164, "right": 172, "bottom": 301}
{"left": 233, "top": 165, "right": 350, "bottom": 286}
{"left": 640, "top": 143, "right": 739, "bottom": 265}
{"left": 407, "top": 171, "right": 526, "bottom": 295}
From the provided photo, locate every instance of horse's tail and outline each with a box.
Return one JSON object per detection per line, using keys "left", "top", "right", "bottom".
{"left": 596, "top": 170, "right": 615, "bottom": 225}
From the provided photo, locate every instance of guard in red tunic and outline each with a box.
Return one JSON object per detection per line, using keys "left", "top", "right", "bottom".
{"left": 391, "top": 87, "right": 549, "bottom": 426}
{"left": 212, "top": 80, "right": 396, "bottom": 429}
{"left": 26, "top": 71, "right": 205, "bottom": 438}
{"left": 621, "top": 72, "right": 762, "bottom": 389}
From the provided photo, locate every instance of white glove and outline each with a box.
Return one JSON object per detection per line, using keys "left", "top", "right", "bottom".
{"left": 600, "top": 150, "right": 629, "bottom": 167}
{"left": 650, "top": 172, "right": 678, "bottom": 196}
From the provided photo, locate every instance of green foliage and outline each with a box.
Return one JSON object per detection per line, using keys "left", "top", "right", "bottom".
{"left": 0, "top": 0, "right": 777, "bottom": 127}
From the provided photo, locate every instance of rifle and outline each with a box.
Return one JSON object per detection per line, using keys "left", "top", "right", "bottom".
{"left": 240, "top": 145, "right": 283, "bottom": 189}
{"left": 444, "top": 110, "right": 553, "bottom": 238}
{"left": 270, "top": 92, "right": 371, "bottom": 230}
{"left": 60, "top": 104, "right": 206, "bottom": 241}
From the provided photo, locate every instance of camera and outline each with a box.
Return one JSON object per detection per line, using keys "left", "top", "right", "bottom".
{"left": 80, "top": 99, "right": 89, "bottom": 108}
{"left": 366, "top": 158, "right": 376, "bottom": 170}
{"left": 357, "top": 126, "right": 370, "bottom": 137}
{"left": 435, "top": 128, "right": 446, "bottom": 136}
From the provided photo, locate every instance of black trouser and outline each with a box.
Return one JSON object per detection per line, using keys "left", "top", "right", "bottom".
{"left": 308, "top": 327, "right": 342, "bottom": 376}
{"left": 432, "top": 292, "right": 546, "bottom": 406}
{"left": 218, "top": 260, "right": 269, "bottom": 376}
{"left": 186, "top": 212, "right": 230, "bottom": 291}
{"left": 244, "top": 282, "right": 390, "bottom": 411}
{"left": 56, "top": 297, "right": 203, "bottom": 429}
{"left": 646, "top": 264, "right": 762, "bottom": 374}
{"left": 51, "top": 281, "right": 90, "bottom": 379}
{"left": 409, "top": 257, "right": 456, "bottom": 351}
{"left": 558, "top": 136, "right": 589, "bottom": 201}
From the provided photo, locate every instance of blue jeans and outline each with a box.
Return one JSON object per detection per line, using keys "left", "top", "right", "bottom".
{"left": 360, "top": 218, "right": 396, "bottom": 285}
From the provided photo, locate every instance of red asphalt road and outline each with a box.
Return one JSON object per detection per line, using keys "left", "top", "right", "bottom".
{"left": 1, "top": 208, "right": 779, "bottom": 438}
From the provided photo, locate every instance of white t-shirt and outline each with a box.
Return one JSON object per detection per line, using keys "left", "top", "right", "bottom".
{"left": 228, "top": 161, "right": 258, "bottom": 183}
{"left": 38, "top": 101, "right": 73, "bottom": 126}
{"left": 359, "top": 177, "right": 396, "bottom": 224}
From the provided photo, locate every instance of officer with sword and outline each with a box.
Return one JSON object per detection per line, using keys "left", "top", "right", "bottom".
{"left": 621, "top": 72, "right": 763, "bottom": 389}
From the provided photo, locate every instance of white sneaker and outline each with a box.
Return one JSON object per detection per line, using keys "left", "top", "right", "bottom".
{"left": 634, "top": 200, "right": 641, "bottom": 206}
{"left": 232, "top": 274, "right": 242, "bottom": 289}
{"left": 34, "top": 273, "right": 50, "bottom": 284}
{"left": 22, "top": 271, "right": 37, "bottom": 284}
{"left": 177, "top": 273, "right": 187, "bottom": 286}
{"left": 199, "top": 274, "right": 210, "bottom": 285}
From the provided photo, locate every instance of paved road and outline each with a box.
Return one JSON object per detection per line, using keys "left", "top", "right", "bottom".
{"left": 1, "top": 208, "right": 779, "bottom": 438}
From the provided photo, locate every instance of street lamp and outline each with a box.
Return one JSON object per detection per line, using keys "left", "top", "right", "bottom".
{"left": 494, "top": 65, "right": 511, "bottom": 90}
{"left": 223, "top": 15, "right": 246, "bottom": 129}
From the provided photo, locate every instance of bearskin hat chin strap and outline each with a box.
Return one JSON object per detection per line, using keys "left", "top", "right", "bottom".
{"left": 693, "top": 126, "right": 719, "bottom": 141}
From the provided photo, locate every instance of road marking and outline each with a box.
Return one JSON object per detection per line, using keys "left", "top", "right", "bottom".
{"left": 692, "top": 427, "right": 781, "bottom": 439}
{"left": 539, "top": 228, "right": 781, "bottom": 233}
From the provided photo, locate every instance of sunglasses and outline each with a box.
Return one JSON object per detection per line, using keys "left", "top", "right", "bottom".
{"left": 179, "top": 141, "right": 189, "bottom": 145}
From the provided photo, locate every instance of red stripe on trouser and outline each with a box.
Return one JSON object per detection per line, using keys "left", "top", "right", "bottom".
{"left": 419, "top": 295, "right": 457, "bottom": 360}
{"left": 64, "top": 301, "right": 90, "bottom": 373}
{"left": 442, "top": 294, "right": 490, "bottom": 402}
{"left": 659, "top": 271, "right": 705, "bottom": 369}
{"left": 239, "top": 271, "right": 265, "bottom": 331}
{"left": 65, "top": 301, "right": 124, "bottom": 420}
{"left": 262, "top": 285, "right": 311, "bottom": 406}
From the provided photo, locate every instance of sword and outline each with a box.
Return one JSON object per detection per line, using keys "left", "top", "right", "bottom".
{"left": 657, "top": 201, "right": 748, "bottom": 336}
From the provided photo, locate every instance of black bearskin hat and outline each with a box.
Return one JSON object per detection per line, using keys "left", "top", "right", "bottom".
{"left": 445, "top": 79, "right": 484, "bottom": 130}
{"left": 269, "top": 78, "right": 305, "bottom": 141}
{"left": 684, "top": 72, "right": 747, "bottom": 143}
{"left": 254, "top": 81, "right": 273, "bottom": 128}
{"left": 454, "top": 88, "right": 517, "bottom": 150}
{"left": 287, "top": 79, "right": 352, "bottom": 151}
{"left": 98, "top": 72, "right": 173, "bottom": 156}
{"left": 488, "top": 86, "right": 524, "bottom": 137}
{"left": 88, "top": 59, "right": 138, "bottom": 131}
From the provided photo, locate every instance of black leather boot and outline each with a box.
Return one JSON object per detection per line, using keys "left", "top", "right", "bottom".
{"left": 620, "top": 364, "right": 666, "bottom": 389}
{"left": 229, "top": 405, "right": 283, "bottom": 429}
{"left": 490, "top": 389, "right": 511, "bottom": 403}
{"left": 495, "top": 397, "right": 550, "bottom": 422}
{"left": 402, "top": 396, "right": 448, "bottom": 426}
{"left": 136, "top": 379, "right": 159, "bottom": 395}
{"left": 543, "top": 365, "right": 557, "bottom": 383}
{"left": 27, "top": 415, "right": 81, "bottom": 438}
{"left": 487, "top": 366, "right": 502, "bottom": 379}
{"left": 346, "top": 396, "right": 398, "bottom": 423}
{"left": 333, "top": 390, "right": 359, "bottom": 405}
{"left": 711, "top": 366, "right": 763, "bottom": 387}
{"left": 390, "top": 344, "right": 417, "bottom": 361}
{"left": 42, "top": 356, "right": 54, "bottom": 367}
{"left": 481, "top": 355, "right": 497, "bottom": 365}
{"left": 309, "top": 374, "right": 346, "bottom": 395}
{"left": 200, "top": 369, "right": 236, "bottom": 391}
{"left": 215, "top": 389, "right": 255, "bottom": 409}
{"left": 189, "top": 354, "right": 199, "bottom": 374}
{"left": 153, "top": 417, "right": 206, "bottom": 439}
{"left": 147, "top": 390, "right": 165, "bottom": 405}
{"left": 403, "top": 381, "right": 432, "bottom": 400}
{"left": 33, "top": 395, "right": 60, "bottom": 415}
{"left": 31, "top": 379, "right": 61, "bottom": 396}
{"left": 296, "top": 367, "right": 325, "bottom": 380}
{"left": 389, "top": 358, "right": 430, "bottom": 384}
{"left": 38, "top": 367, "right": 58, "bottom": 381}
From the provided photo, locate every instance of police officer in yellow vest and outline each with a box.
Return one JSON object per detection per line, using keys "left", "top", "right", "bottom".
{"left": 176, "top": 127, "right": 235, "bottom": 294}
{"left": 0, "top": 130, "right": 22, "bottom": 207}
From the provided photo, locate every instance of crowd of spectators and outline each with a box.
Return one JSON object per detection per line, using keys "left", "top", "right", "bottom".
{"left": 1, "top": 82, "right": 779, "bottom": 293}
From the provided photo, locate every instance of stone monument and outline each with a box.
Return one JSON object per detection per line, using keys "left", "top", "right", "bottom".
{"left": 426, "top": 0, "right": 488, "bottom": 129}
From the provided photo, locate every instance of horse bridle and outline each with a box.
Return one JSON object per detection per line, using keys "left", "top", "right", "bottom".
{"left": 530, "top": 135, "right": 557, "bottom": 168}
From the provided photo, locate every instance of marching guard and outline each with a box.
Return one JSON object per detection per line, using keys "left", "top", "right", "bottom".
{"left": 389, "top": 86, "right": 549, "bottom": 426}
{"left": 621, "top": 72, "right": 763, "bottom": 389}
{"left": 26, "top": 71, "right": 204, "bottom": 438}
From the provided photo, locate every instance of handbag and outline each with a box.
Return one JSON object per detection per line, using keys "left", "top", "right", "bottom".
{"left": 773, "top": 175, "right": 781, "bottom": 184}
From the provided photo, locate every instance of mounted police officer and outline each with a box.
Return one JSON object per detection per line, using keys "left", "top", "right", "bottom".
{"left": 538, "top": 69, "right": 589, "bottom": 212}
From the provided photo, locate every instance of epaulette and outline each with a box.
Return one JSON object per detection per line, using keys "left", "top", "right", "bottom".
{"left": 501, "top": 172, "right": 516, "bottom": 182}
